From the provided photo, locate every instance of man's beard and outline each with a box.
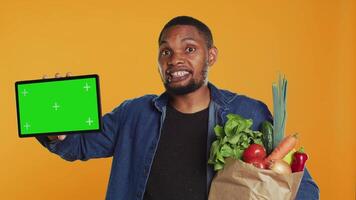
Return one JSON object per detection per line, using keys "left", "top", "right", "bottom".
{"left": 164, "top": 66, "right": 208, "bottom": 95}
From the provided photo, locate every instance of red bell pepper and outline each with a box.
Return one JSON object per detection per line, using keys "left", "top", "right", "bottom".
{"left": 291, "top": 147, "right": 308, "bottom": 172}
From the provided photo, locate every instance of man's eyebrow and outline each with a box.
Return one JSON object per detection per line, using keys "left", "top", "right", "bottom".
{"left": 181, "top": 37, "right": 196, "bottom": 42}
{"left": 159, "top": 40, "right": 167, "bottom": 46}
{"left": 159, "top": 37, "right": 197, "bottom": 46}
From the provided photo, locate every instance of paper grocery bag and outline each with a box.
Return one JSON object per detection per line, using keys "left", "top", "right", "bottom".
{"left": 208, "top": 158, "right": 304, "bottom": 200}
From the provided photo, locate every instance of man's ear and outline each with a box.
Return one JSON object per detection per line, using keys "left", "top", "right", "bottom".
{"left": 208, "top": 46, "right": 218, "bottom": 67}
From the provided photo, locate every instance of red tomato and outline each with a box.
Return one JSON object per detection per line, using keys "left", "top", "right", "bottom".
{"left": 242, "top": 144, "right": 267, "bottom": 163}
{"left": 249, "top": 158, "right": 268, "bottom": 169}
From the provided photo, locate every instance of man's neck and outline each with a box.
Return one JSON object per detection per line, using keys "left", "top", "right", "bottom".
{"left": 168, "top": 85, "right": 210, "bottom": 114}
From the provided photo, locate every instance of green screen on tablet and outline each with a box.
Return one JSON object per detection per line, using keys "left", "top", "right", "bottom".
{"left": 15, "top": 74, "right": 102, "bottom": 137}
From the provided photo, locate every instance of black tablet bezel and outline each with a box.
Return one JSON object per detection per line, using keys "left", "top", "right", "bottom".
{"left": 15, "top": 74, "right": 102, "bottom": 138}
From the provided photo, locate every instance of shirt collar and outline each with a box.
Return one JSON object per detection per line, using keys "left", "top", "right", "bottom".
{"left": 152, "top": 82, "right": 236, "bottom": 112}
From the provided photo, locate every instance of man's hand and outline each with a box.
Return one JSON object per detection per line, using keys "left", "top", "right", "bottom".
{"left": 48, "top": 135, "right": 67, "bottom": 141}
{"left": 43, "top": 72, "right": 71, "bottom": 141}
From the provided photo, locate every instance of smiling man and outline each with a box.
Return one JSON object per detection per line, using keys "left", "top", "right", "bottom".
{"left": 36, "top": 16, "right": 319, "bottom": 200}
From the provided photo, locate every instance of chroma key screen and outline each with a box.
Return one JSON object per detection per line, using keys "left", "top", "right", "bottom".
{"left": 15, "top": 74, "right": 102, "bottom": 137}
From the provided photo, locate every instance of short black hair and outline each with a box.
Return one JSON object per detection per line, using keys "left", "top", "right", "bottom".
{"left": 158, "top": 16, "right": 214, "bottom": 49}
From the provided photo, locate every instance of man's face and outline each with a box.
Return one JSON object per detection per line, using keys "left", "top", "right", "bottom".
{"left": 158, "top": 25, "right": 217, "bottom": 95}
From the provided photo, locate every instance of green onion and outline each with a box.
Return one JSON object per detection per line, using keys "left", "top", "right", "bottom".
{"left": 272, "top": 73, "right": 288, "bottom": 149}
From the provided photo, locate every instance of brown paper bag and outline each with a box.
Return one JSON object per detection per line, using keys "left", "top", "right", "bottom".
{"left": 208, "top": 158, "right": 304, "bottom": 200}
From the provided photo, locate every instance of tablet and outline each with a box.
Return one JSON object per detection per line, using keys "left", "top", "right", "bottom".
{"left": 15, "top": 74, "right": 102, "bottom": 137}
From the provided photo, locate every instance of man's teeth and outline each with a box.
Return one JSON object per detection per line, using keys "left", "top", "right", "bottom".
{"left": 171, "top": 71, "right": 189, "bottom": 77}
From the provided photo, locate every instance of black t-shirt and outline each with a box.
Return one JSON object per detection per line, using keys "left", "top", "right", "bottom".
{"left": 144, "top": 105, "right": 209, "bottom": 200}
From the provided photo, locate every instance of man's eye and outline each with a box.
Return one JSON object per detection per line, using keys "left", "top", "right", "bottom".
{"left": 161, "top": 50, "right": 171, "bottom": 56}
{"left": 185, "top": 47, "right": 196, "bottom": 53}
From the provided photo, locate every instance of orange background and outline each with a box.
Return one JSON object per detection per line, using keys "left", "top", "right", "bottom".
{"left": 1, "top": 0, "right": 355, "bottom": 199}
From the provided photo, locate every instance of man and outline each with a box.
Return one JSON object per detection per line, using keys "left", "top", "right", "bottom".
{"left": 36, "top": 16, "right": 319, "bottom": 200}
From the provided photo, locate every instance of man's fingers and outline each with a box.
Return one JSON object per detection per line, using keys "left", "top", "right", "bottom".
{"left": 47, "top": 135, "right": 58, "bottom": 140}
{"left": 58, "top": 135, "right": 67, "bottom": 141}
{"left": 47, "top": 135, "right": 66, "bottom": 141}
{"left": 43, "top": 72, "right": 72, "bottom": 79}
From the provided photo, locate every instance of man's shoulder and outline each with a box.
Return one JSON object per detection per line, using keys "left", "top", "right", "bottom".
{"left": 232, "top": 94, "right": 267, "bottom": 108}
{"left": 216, "top": 88, "right": 273, "bottom": 127}
{"left": 121, "top": 94, "right": 158, "bottom": 108}
{"left": 233, "top": 95, "right": 270, "bottom": 117}
{"left": 216, "top": 87, "right": 271, "bottom": 117}
{"left": 216, "top": 87, "right": 267, "bottom": 109}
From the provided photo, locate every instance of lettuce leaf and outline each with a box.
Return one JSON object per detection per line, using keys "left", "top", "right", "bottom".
{"left": 208, "top": 114, "right": 264, "bottom": 171}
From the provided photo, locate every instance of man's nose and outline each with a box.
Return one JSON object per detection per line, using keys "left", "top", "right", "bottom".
{"left": 168, "top": 52, "right": 185, "bottom": 66}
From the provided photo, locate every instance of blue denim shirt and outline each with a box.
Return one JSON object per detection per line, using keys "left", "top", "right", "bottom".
{"left": 36, "top": 83, "right": 319, "bottom": 200}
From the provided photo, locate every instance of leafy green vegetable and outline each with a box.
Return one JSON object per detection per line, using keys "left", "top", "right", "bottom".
{"left": 208, "top": 114, "right": 264, "bottom": 171}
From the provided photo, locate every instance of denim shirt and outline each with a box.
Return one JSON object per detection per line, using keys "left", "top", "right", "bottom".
{"left": 36, "top": 83, "right": 319, "bottom": 200}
